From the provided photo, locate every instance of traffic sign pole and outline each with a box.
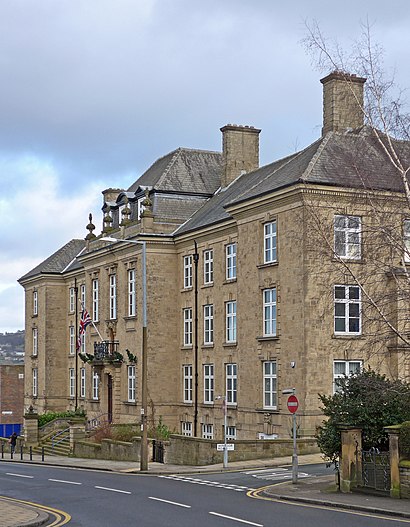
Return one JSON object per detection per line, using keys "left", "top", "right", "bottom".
{"left": 287, "top": 394, "right": 299, "bottom": 484}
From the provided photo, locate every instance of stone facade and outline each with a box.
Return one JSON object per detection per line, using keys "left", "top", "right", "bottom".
{"left": 18, "top": 72, "right": 410, "bottom": 443}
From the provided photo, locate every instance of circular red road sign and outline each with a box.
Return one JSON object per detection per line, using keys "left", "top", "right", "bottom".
{"left": 287, "top": 395, "right": 299, "bottom": 414}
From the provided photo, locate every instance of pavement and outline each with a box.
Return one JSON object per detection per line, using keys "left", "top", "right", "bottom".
{"left": 1, "top": 452, "right": 410, "bottom": 526}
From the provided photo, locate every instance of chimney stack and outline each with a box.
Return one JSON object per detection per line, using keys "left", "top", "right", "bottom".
{"left": 320, "top": 72, "right": 366, "bottom": 136}
{"left": 220, "top": 124, "right": 261, "bottom": 188}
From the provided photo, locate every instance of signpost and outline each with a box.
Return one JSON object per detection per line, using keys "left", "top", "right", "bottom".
{"left": 286, "top": 393, "right": 299, "bottom": 484}
{"left": 217, "top": 443, "right": 234, "bottom": 451}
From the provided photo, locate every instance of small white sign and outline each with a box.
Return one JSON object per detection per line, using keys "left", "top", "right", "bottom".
{"left": 1, "top": 411, "right": 12, "bottom": 415}
{"left": 216, "top": 443, "right": 235, "bottom": 451}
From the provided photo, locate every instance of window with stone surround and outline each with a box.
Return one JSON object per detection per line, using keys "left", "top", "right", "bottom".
{"left": 183, "top": 308, "right": 193, "bottom": 346}
{"left": 33, "top": 290, "right": 38, "bottom": 315}
{"left": 226, "top": 301, "right": 237, "bottom": 343}
{"left": 333, "top": 360, "right": 362, "bottom": 393}
{"left": 109, "top": 274, "right": 117, "bottom": 320}
{"left": 264, "top": 221, "right": 277, "bottom": 264}
{"left": 128, "top": 269, "right": 136, "bottom": 317}
{"left": 404, "top": 220, "right": 410, "bottom": 263}
{"left": 263, "top": 361, "right": 277, "bottom": 410}
{"left": 183, "top": 255, "right": 193, "bottom": 289}
{"left": 92, "top": 278, "right": 99, "bottom": 322}
{"left": 80, "top": 284, "right": 86, "bottom": 307}
{"left": 334, "top": 285, "right": 361, "bottom": 335}
{"left": 92, "top": 369, "right": 99, "bottom": 400}
{"left": 263, "top": 288, "right": 277, "bottom": 337}
{"left": 32, "top": 368, "right": 38, "bottom": 397}
{"left": 69, "top": 368, "right": 75, "bottom": 398}
{"left": 69, "top": 287, "right": 75, "bottom": 313}
{"left": 202, "top": 423, "right": 213, "bottom": 439}
{"left": 181, "top": 421, "right": 192, "bottom": 436}
{"left": 69, "top": 326, "right": 75, "bottom": 355}
{"left": 334, "top": 215, "right": 361, "bottom": 259}
{"left": 204, "top": 304, "right": 214, "bottom": 344}
{"left": 226, "top": 426, "right": 236, "bottom": 440}
{"left": 32, "top": 328, "right": 38, "bottom": 357}
{"left": 226, "top": 243, "right": 237, "bottom": 280}
{"left": 204, "top": 364, "right": 214, "bottom": 404}
{"left": 183, "top": 364, "right": 193, "bottom": 403}
{"left": 226, "top": 363, "right": 237, "bottom": 405}
{"left": 128, "top": 365, "right": 136, "bottom": 402}
{"left": 204, "top": 249, "right": 214, "bottom": 285}
{"left": 80, "top": 368, "right": 86, "bottom": 398}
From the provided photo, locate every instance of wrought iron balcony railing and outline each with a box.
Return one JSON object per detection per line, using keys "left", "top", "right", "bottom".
{"left": 93, "top": 340, "right": 120, "bottom": 361}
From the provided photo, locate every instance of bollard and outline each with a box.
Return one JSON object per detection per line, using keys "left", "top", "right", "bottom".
{"left": 11, "top": 447, "right": 13, "bottom": 460}
{"left": 20, "top": 445, "right": 23, "bottom": 460}
{"left": 1, "top": 442, "right": 3, "bottom": 459}
{"left": 41, "top": 447, "right": 44, "bottom": 462}
{"left": 30, "top": 446, "right": 32, "bottom": 461}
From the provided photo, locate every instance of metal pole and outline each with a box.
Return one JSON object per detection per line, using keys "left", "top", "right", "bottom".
{"left": 74, "top": 278, "right": 79, "bottom": 412}
{"left": 193, "top": 241, "right": 199, "bottom": 437}
{"left": 292, "top": 406, "right": 298, "bottom": 484}
{"left": 223, "top": 397, "right": 228, "bottom": 468}
{"left": 140, "top": 241, "right": 148, "bottom": 472}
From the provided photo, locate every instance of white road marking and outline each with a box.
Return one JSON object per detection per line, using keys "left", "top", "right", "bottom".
{"left": 95, "top": 486, "right": 131, "bottom": 494}
{"left": 158, "top": 475, "right": 250, "bottom": 491}
{"left": 149, "top": 496, "right": 191, "bottom": 508}
{"left": 244, "top": 468, "right": 283, "bottom": 474}
{"left": 6, "top": 473, "right": 33, "bottom": 479}
{"left": 209, "top": 511, "right": 263, "bottom": 526}
{"left": 49, "top": 479, "right": 82, "bottom": 485}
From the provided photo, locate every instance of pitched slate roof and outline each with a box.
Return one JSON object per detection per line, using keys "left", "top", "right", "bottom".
{"left": 128, "top": 147, "right": 222, "bottom": 195}
{"left": 176, "top": 127, "right": 410, "bottom": 235}
{"left": 18, "top": 239, "right": 86, "bottom": 282}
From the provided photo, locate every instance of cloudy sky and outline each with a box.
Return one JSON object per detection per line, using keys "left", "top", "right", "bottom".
{"left": 1, "top": 0, "right": 409, "bottom": 333}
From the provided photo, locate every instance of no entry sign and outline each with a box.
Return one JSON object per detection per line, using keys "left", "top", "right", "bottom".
{"left": 287, "top": 395, "right": 299, "bottom": 414}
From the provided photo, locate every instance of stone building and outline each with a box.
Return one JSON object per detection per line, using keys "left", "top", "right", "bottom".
{"left": 18, "top": 72, "right": 410, "bottom": 441}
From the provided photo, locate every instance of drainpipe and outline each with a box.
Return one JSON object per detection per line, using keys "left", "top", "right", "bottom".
{"left": 193, "top": 241, "right": 199, "bottom": 437}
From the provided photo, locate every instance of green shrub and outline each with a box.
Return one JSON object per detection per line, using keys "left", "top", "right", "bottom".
{"left": 400, "top": 422, "right": 410, "bottom": 459}
{"left": 149, "top": 416, "right": 172, "bottom": 440}
{"left": 38, "top": 410, "right": 85, "bottom": 428}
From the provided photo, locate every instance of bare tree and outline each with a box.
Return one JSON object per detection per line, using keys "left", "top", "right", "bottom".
{"left": 301, "top": 21, "right": 410, "bottom": 376}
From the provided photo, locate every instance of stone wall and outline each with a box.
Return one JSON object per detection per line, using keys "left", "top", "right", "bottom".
{"left": 73, "top": 437, "right": 142, "bottom": 461}
{"left": 166, "top": 435, "right": 319, "bottom": 466}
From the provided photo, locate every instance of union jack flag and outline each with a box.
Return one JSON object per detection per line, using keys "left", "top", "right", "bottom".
{"left": 76, "top": 308, "right": 92, "bottom": 350}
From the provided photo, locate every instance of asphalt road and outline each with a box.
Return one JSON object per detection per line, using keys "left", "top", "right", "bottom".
{"left": 0, "top": 462, "right": 406, "bottom": 527}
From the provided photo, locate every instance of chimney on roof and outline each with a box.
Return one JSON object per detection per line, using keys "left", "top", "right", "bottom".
{"left": 320, "top": 72, "right": 366, "bottom": 135}
{"left": 220, "top": 124, "right": 261, "bottom": 188}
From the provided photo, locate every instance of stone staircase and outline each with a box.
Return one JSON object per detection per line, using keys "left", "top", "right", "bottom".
{"left": 34, "top": 428, "right": 71, "bottom": 457}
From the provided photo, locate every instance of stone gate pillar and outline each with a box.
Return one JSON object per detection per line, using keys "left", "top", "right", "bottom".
{"left": 385, "top": 425, "right": 401, "bottom": 499}
{"left": 23, "top": 411, "right": 39, "bottom": 447}
{"left": 339, "top": 426, "right": 362, "bottom": 493}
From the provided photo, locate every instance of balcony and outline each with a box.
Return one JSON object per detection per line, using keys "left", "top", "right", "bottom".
{"left": 94, "top": 340, "right": 120, "bottom": 361}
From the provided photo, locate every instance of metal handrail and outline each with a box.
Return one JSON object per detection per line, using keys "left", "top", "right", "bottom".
{"left": 86, "top": 412, "right": 110, "bottom": 432}
{"left": 51, "top": 427, "right": 70, "bottom": 450}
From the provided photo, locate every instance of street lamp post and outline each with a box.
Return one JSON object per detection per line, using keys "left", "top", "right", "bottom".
{"left": 101, "top": 236, "right": 148, "bottom": 471}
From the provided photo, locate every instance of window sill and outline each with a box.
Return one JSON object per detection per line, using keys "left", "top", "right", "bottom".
{"left": 257, "top": 336, "right": 279, "bottom": 342}
{"left": 182, "top": 401, "right": 193, "bottom": 405}
{"left": 332, "top": 334, "right": 362, "bottom": 339}
{"left": 181, "top": 287, "right": 193, "bottom": 293}
{"left": 32, "top": 314, "right": 38, "bottom": 319}
{"left": 181, "top": 345, "right": 193, "bottom": 351}
{"left": 201, "top": 283, "right": 214, "bottom": 289}
{"left": 223, "top": 342, "right": 237, "bottom": 348}
{"left": 201, "top": 344, "right": 214, "bottom": 349}
{"left": 223, "top": 278, "right": 237, "bottom": 285}
{"left": 256, "top": 408, "right": 279, "bottom": 413}
{"left": 123, "top": 316, "right": 137, "bottom": 321}
{"left": 123, "top": 401, "right": 137, "bottom": 406}
{"left": 31, "top": 355, "right": 38, "bottom": 359}
{"left": 90, "top": 399, "right": 100, "bottom": 404}
{"left": 257, "top": 262, "right": 278, "bottom": 269}
{"left": 332, "top": 257, "right": 363, "bottom": 264}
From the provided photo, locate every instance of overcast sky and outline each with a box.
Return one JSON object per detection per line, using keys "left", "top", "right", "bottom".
{"left": 1, "top": 0, "right": 410, "bottom": 333}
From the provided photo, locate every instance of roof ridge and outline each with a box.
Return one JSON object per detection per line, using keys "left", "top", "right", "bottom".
{"left": 231, "top": 144, "right": 315, "bottom": 205}
{"left": 300, "top": 134, "right": 332, "bottom": 182}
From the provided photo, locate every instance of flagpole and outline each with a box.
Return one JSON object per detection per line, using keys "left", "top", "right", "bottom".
{"left": 78, "top": 299, "right": 104, "bottom": 341}
{"left": 74, "top": 278, "right": 79, "bottom": 412}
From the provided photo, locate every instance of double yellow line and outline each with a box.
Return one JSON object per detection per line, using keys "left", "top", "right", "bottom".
{"left": 1, "top": 496, "right": 71, "bottom": 526}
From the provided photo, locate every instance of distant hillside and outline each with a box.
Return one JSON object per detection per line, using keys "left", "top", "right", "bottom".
{"left": 0, "top": 331, "right": 25, "bottom": 362}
